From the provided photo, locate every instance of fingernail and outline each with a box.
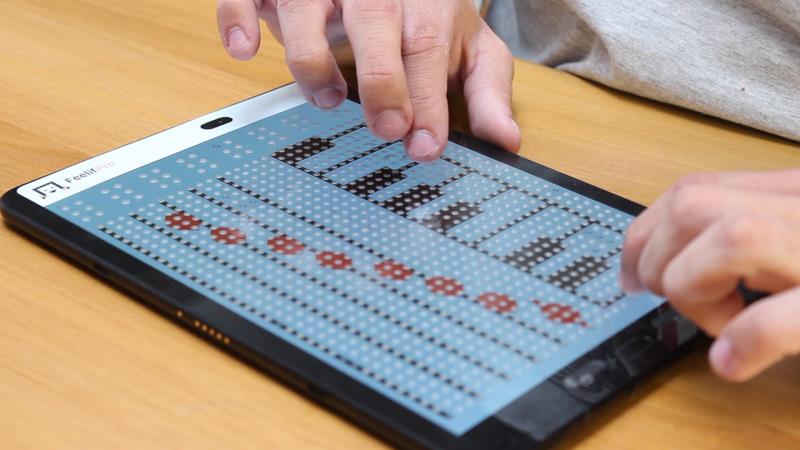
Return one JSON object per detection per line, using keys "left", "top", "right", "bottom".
{"left": 226, "top": 27, "right": 249, "bottom": 53}
{"left": 373, "top": 110, "right": 407, "bottom": 141}
{"left": 619, "top": 271, "right": 644, "bottom": 294}
{"left": 313, "top": 88, "right": 343, "bottom": 109}
{"left": 710, "top": 337, "right": 735, "bottom": 377}
{"left": 406, "top": 130, "right": 440, "bottom": 162}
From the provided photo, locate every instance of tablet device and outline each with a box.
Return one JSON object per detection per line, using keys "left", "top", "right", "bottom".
{"left": 1, "top": 84, "right": 698, "bottom": 449}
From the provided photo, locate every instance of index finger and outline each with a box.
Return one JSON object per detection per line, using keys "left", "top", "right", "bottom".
{"left": 277, "top": 0, "right": 347, "bottom": 109}
{"left": 341, "top": 0, "right": 412, "bottom": 141}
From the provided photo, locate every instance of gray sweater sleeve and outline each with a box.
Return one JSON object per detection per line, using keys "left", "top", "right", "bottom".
{"left": 486, "top": 0, "right": 800, "bottom": 143}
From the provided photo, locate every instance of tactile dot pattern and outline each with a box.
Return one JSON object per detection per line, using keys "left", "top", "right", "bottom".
{"left": 47, "top": 99, "right": 664, "bottom": 435}
{"left": 477, "top": 292, "right": 517, "bottom": 314}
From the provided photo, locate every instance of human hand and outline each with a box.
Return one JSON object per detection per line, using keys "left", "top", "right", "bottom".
{"left": 620, "top": 170, "right": 800, "bottom": 381}
{"left": 216, "top": 0, "right": 521, "bottom": 162}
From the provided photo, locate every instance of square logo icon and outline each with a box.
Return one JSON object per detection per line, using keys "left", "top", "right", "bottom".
{"left": 33, "top": 181, "right": 67, "bottom": 198}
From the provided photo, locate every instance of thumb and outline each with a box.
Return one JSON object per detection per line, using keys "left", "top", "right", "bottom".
{"left": 462, "top": 25, "right": 521, "bottom": 153}
{"left": 709, "top": 286, "right": 800, "bottom": 381}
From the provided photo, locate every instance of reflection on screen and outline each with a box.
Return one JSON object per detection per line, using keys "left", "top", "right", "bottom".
{"left": 49, "top": 100, "right": 663, "bottom": 434}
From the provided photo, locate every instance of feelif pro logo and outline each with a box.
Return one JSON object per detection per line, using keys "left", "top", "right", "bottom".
{"left": 33, "top": 161, "right": 116, "bottom": 199}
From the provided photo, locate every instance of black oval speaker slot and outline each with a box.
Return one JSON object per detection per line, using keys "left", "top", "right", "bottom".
{"left": 201, "top": 116, "right": 233, "bottom": 130}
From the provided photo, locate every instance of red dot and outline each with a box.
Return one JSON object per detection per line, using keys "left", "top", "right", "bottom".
{"left": 316, "top": 251, "right": 352, "bottom": 270}
{"left": 268, "top": 235, "right": 305, "bottom": 255}
{"left": 532, "top": 299, "right": 587, "bottom": 327}
{"left": 165, "top": 212, "right": 201, "bottom": 230}
{"left": 425, "top": 276, "right": 464, "bottom": 296}
{"left": 211, "top": 226, "right": 246, "bottom": 245}
{"left": 374, "top": 260, "right": 414, "bottom": 281}
{"left": 478, "top": 292, "right": 517, "bottom": 313}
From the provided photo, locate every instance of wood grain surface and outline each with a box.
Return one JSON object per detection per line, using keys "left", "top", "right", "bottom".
{"left": 1, "top": 1, "right": 799, "bottom": 449}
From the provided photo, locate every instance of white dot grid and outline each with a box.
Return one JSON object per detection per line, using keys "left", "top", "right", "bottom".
{"left": 479, "top": 206, "right": 587, "bottom": 257}
{"left": 108, "top": 211, "right": 475, "bottom": 411}
{"left": 439, "top": 173, "right": 503, "bottom": 203}
{"left": 95, "top": 181, "right": 150, "bottom": 208}
{"left": 236, "top": 159, "right": 590, "bottom": 367}
{"left": 532, "top": 242, "right": 599, "bottom": 277}
{"left": 326, "top": 145, "right": 411, "bottom": 185}
{"left": 173, "top": 187, "right": 490, "bottom": 394}
{"left": 448, "top": 189, "right": 544, "bottom": 243}
{"left": 176, "top": 183, "right": 523, "bottom": 387}
{"left": 300, "top": 128, "right": 384, "bottom": 174}
{"left": 451, "top": 145, "right": 631, "bottom": 232}
{"left": 51, "top": 100, "right": 663, "bottom": 434}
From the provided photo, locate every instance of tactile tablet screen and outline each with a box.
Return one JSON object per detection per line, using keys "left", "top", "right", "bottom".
{"left": 47, "top": 99, "right": 663, "bottom": 434}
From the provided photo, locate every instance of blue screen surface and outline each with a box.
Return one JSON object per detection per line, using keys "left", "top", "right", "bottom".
{"left": 49, "top": 100, "right": 663, "bottom": 434}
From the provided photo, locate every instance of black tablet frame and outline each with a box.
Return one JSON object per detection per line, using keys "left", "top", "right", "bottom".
{"left": 1, "top": 88, "right": 698, "bottom": 450}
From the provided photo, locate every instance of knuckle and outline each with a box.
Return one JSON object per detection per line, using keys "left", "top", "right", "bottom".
{"left": 359, "top": 64, "right": 400, "bottom": 88}
{"left": 402, "top": 31, "right": 449, "bottom": 58}
{"left": 409, "top": 89, "right": 442, "bottom": 110}
{"left": 286, "top": 48, "right": 328, "bottom": 73}
{"left": 486, "top": 32, "right": 512, "bottom": 61}
{"left": 276, "top": 0, "right": 310, "bottom": 12}
{"left": 674, "top": 172, "right": 714, "bottom": 190}
{"left": 466, "top": 31, "right": 513, "bottom": 80}
{"left": 668, "top": 184, "right": 711, "bottom": 222}
{"left": 349, "top": 0, "right": 400, "bottom": 22}
{"left": 718, "top": 215, "right": 767, "bottom": 249}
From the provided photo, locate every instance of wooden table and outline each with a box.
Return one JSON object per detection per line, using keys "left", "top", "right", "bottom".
{"left": 2, "top": 1, "right": 799, "bottom": 448}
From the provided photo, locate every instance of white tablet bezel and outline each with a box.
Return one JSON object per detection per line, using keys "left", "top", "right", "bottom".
{"left": 19, "top": 84, "right": 305, "bottom": 207}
